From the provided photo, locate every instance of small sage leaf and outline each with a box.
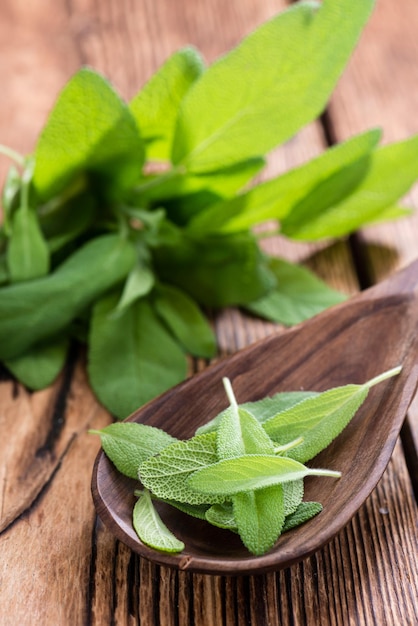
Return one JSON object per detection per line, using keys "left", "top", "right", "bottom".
{"left": 91, "top": 422, "right": 177, "bottom": 479}
{"left": 233, "top": 484, "right": 285, "bottom": 556}
{"left": 196, "top": 390, "right": 318, "bottom": 435}
{"left": 133, "top": 489, "right": 184, "bottom": 553}
{"left": 7, "top": 206, "right": 50, "bottom": 282}
{"left": 153, "top": 282, "right": 216, "bottom": 358}
{"left": 4, "top": 336, "right": 69, "bottom": 390}
{"left": 187, "top": 455, "right": 340, "bottom": 496}
{"left": 282, "top": 501, "right": 323, "bottom": 532}
{"left": 205, "top": 502, "right": 237, "bottom": 531}
{"left": 138, "top": 433, "right": 225, "bottom": 505}
{"left": 263, "top": 366, "right": 401, "bottom": 463}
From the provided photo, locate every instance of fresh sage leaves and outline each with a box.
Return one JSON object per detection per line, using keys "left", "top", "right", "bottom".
{"left": 93, "top": 366, "right": 401, "bottom": 556}
{"left": 1, "top": 0, "right": 416, "bottom": 418}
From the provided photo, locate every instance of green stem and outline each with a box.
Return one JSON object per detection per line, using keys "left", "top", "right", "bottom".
{"left": 274, "top": 436, "right": 304, "bottom": 454}
{"left": 309, "top": 469, "right": 342, "bottom": 478}
{"left": 366, "top": 365, "right": 402, "bottom": 389}
{"left": 0, "top": 144, "right": 25, "bottom": 167}
{"left": 222, "top": 377, "right": 239, "bottom": 413}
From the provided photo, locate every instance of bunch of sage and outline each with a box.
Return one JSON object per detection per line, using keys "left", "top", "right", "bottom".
{"left": 1, "top": 0, "right": 417, "bottom": 418}
{"left": 92, "top": 367, "right": 401, "bottom": 556}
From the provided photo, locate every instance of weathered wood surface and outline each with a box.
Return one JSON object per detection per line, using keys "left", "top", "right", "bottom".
{"left": 0, "top": 0, "right": 417, "bottom": 624}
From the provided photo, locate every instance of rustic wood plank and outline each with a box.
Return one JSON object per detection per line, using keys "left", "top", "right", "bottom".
{"left": 0, "top": 372, "right": 110, "bottom": 624}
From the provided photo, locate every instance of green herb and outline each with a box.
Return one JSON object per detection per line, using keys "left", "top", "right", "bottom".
{"left": 93, "top": 366, "right": 401, "bottom": 556}
{"left": 133, "top": 489, "right": 185, "bottom": 554}
{"left": 0, "top": 0, "right": 415, "bottom": 418}
{"left": 90, "top": 422, "right": 177, "bottom": 479}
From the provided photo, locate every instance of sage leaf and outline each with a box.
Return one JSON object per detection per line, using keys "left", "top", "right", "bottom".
{"left": 7, "top": 206, "right": 50, "bottom": 282}
{"left": 195, "top": 390, "right": 318, "bottom": 435}
{"left": 1, "top": 165, "right": 21, "bottom": 235}
{"left": 217, "top": 379, "right": 275, "bottom": 457}
{"left": 153, "top": 283, "right": 216, "bottom": 358}
{"left": 39, "top": 191, "right": 97, "bottom": 253}
{"left": 4, "top": 336, "right": 69, "bottom": 390}
{"left": 115, "top": 262, "right": 155, "bottom": 313}
{"left": 205, "top": 502, "right": 237, "bottom": 530}
{"left": 161, "top": 500, "right": 210, "bottom": 521}
{"left": 91, "top": 422, "right": 177, "bottom": 479}
{"left": 282, "top": 501, "right": 323, "bottom": 532}
{"left": 153, "top": 230, "right": 275, "bottom": 307}
{"left": 187, "top": 455, "right": 340, "bottom": 496}
{"left": 244, "top": 258, "right": 346, "bottom": 326}
{"left": 0, "top": 234, "right": 136, "bottom": 360}
{"left": 33, "top": 67, "right": 144, "bottom": 201}
{"left": 133, "top": 489, "right": 184, "bottom": 553}
{"left": 233, "top": 485, "right": 285, "bottom": 556}
{"left": 263, "top": 366, "right": 401, "bottom": 462}
{"left": 0, "top": 254, "right": 8, "bottom": 285}
{"left": 88, "top": 293, "right": 188, "bottom": 419}
{"left": 133, "top": 158, "right": 266, "bottom": 227}
{"left": 283, "top": 480, "right": 304, "bottom": 516}
{"left": 172, "top": 0, "right": 374, "bottom": 171}
{"left": 187, "top": 129, "right": 380, "bottom": 234}
{"left": 138, "top": 433, "right": 225, "bottom": 504}
{"left": 280, "top": 135, "right": 418, "bottom": 240}
{"left": 130, "top": 47, "right": 205, "bottom": 161}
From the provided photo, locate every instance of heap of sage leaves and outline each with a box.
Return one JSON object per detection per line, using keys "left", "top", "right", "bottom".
{"left": 0, "top": 0, "right": 417, "bottom": 419}
{"left": 92, "top": 367, "right": 401, "bottom": 556}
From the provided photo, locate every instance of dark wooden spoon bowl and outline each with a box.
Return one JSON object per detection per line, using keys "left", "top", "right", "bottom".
{"left": 92, "top": 260, "right": 418, "bottom": 575}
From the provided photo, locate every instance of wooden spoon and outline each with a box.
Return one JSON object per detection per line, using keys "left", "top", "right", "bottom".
{"left": 91, "top": 260, "right": 418, "bottom": 575}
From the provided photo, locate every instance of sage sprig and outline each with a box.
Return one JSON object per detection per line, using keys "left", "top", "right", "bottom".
{"left": 92, "top": 366, "right": 401, "bottom": 556}
{"left": 1, "top": 0, "right": 416, "bottom": 419}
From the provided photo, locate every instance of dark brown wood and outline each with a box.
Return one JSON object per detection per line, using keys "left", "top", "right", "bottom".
{"left": 92, "top": 260, "right": 418, "bottom": 575}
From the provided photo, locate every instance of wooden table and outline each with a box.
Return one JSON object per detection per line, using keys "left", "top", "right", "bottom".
{"left": 1, "top": 0, "right": 417, "bottom": 624}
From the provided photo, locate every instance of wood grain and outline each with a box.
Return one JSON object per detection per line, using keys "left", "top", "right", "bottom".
{"left": 0, "top": 0, "right": 417, "bottom": 623}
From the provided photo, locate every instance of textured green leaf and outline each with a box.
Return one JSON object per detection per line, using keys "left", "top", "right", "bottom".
{"left": 205, "top": 502, "right": 237, "bottom": 530}
{"left": 195, "top": 390, "right": 318, "bottom": 435}
{"left": 138, "top": 433, "right": 225, "bottom": 504}
{"left": 0, "top": 254, "right": 8, "bottom": 285}
{"left": 245, "top": 258, "right": 346, "bottom": 326}
{"left": 153, "top": 230, "right": 275, "bottom": 307}
{"left": 39, "top": 191, "right": 97, "bottom": 253}
{"left": 188, "top": 455, "right": 340, "bottom": 496}
{"left": 33, "top": 67, "right": 144, "bottom": 200}
{"left": 153, "top": 283, "right": 216, "bottom": 358}
{"left": 0, "top": 234, "right": 136, "bottom": 360}
{"left": 217, "top": 393, "right": 274, "bottom": 458}
{"left": 233, "top": 485, "right": 285, "bottom": 555}
{"left": 132, "top": 158, "right": 265, "bottom": 222}
{"left": 1, "top": 165, "right": 21, "bottom": 235}
{"left": 162, "top": 500, "right": 210, "bottom": 521}
{"left": 263, "top": 367, "right": 401, "bottom": 462}
{"left": 115, "top": 262, "right": 155, "bottom": 313}
{"left": 282, "top": 501, "right": 322, "bottom": 532}
{"left": 4, "top": 336, "right": 69, "bottom": 390}
{"left": 92, "top": 422, "right": 177, "bottom": 479}
{"left": 280, "top": 135, "right": 418, "bottom": 240}
{"left": 187, "top": 129, "right": 380, "bottom": 234}
{"left": 88, "top": 293, "right": 188, "bottom": 419}
{"left": 7, "top": 206, "right": 50, "bottom": 282}
{"left": 133, "top": 490, "right": 184, "bottom": 553}
{"left": 283, "top": 480, "right": 304, "bottom": 516}
{"left": 130, "top": 47, "right": 204, "bottom": 161}
{"left": 172, "top": 0, "right": 374, "bottom": 171}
